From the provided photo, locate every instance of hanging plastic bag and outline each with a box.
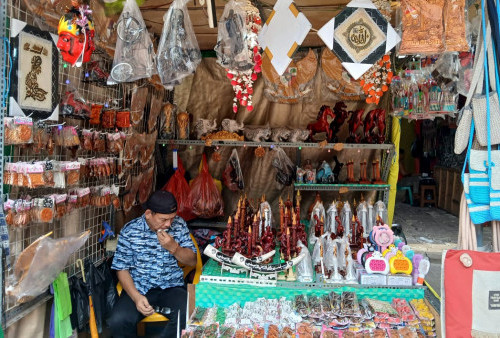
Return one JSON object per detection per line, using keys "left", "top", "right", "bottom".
{"left": 214, "top": 0, "right": 251, "bottom": 70}
{"left": 6, "top": 231, "right": 90, "bottom": 303}
{"left": 271, "top": 147, "right": 295, "bottom": 187}
{"left": 223, "top": 148, "right": 244, "bottom": 191}
{"left": 69, "top": 276, "right": 89, "bottom": 332}
{"left": 163, "top": 158, "right": 196, "bottom": 221}
{"left": 109, "top": 0, "right": 156, "bottom": 83}
{"left": 296, "top": 240, "right": 313, "bottom": 282}
{"left": 188, "top": 154, "right": 224, "bottom": 218}
{"left": 156, "top": 0, "right": 202, "bottom": 89}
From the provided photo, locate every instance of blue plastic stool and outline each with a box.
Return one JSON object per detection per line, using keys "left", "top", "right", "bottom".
{"left": 397, "top": 186, "right": 413, "bottom": 206}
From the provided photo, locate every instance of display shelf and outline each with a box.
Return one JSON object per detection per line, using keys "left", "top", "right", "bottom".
{"left": 157, "top": 139, "right": 394, "bottom": 150}
{"left": 294, "top": 183, "right": 390, "bottom": 191}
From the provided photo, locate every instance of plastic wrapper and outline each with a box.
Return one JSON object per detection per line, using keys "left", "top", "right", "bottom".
{"left": 399, "top": 0, "right": 445, "bottom": 55}
{"left": 6, "top": 231, "right": 90, "bottom": 303}
{"left": 309, "top": 201, "right": 326, "bottom": 243}
{"left": 223, "top": 148, "right": 244, "bottom": 191}
{"left": 188, "top": 154, "right": 224, "bottom": 218}
{"left": 271, "top": 147, "right": 295, "bottom": 187}
{"left": 329, "top": 292, "right": 342, "bottom": 315}
{"left": 109, "top": 0, "right": 156, "bottom": 83}
{"left": 63, "top": 162, "right": 81, "bottom": 186}
{"left": 4, "top": 117, "right": 33, "bottom": 145}
{"left": 31, "top": 197, "right": 55, "bottom": 223}
{"left": 156, "top": 0, "right": 201, "bottom": 88}
{"left": 77, "top": 188, "right": 91, "bottom": 208}
{"left": 101, "top": 109, "right": 116, "bottom": 129}
{"left": 296, "top": 240, "right": 313, "bottom": 282}
{"left": 214, "top": 0, "right": 251, "bottom": 70}
{"left": 12, "top": 200, "right": 32, "bottom": 228}
{"left": 341, "top": 202, "right": 352, "bottom": 237}
{"left": 93, "top": 131, "right": 106, "bottom": 153}
{"left": 163, "top": 158, "right": 195, "bottom": 221}
{"left": 82, "top": 129, "right": 93, "bottom": 151}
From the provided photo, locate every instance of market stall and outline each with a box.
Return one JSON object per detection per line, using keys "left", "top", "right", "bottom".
{"left": 0, "top": 0, "right": 480, "bottom": 336}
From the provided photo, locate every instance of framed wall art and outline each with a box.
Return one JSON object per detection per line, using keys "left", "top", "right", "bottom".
{"left": 9, "top": 19, "right": 59, "bottom": 120}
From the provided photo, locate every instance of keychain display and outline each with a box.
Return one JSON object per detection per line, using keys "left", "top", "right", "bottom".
{"left": 156, "top": 0, "right": 201, "bottom": 88}
{"left": 109, "top": 0, "right": 156, "bottom": 83}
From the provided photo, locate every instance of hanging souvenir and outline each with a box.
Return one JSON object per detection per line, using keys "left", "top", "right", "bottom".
{"left": 321, "top": 48, "right": 365, "bottom": 101}
{"left": 359, "top": 54, "right": 393, "bottom": 104}
{"left": 9, "top": 19, "right": 59, "bottom": 120}
{"left": 109, "top": 0, "right": 156, "bottom": 83}
{"left": 317, "top": 0, "right": 400, "bottom": 80}
{"left": 156, "top": 0, "right": 202, "bottom": 89}
{"left": 57, "top": 3, "right": 95, "bottom": 67}
{"left": 215, "top": 0, "right": 262, "bottom": 112}
{"left": 222, "top": 149, "right": 244, "bottom": 191}
{"left": 443, "top": 0, "right": 469, "bottom": 52}
{"left": 258, "top": 0, "right": 311, "bottom": 76}
{"left": 399, "top": 0, "right": 445, "bottom": 55}
{"left": 262, "top": 49, "right": 317, "bottom": 104}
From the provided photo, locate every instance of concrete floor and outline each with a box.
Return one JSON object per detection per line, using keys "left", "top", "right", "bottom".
{"left": 393, "top": 202, "right": 492, "bottom": 298}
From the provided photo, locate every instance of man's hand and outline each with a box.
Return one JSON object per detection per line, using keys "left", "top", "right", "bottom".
{"left": 135, "top": 294, "right": 154, "bottom": 316}
{"left": 157, "top": 230, "right": 179, "bottom": 254}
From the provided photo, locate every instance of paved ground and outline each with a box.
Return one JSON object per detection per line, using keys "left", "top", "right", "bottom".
{"left": 394, "top": 202, "right": 492, "bottom": 299}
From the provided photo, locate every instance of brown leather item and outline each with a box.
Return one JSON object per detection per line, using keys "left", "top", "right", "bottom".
{"left": 444, "top": 0, "right": 469, "bottom": 52}
{"left": 399, "top": 0, "right": 445, "bottom": 55}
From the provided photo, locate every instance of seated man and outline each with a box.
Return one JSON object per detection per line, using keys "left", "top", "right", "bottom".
{"left": 108, "top": 190, "right": 197, "bottom": 337}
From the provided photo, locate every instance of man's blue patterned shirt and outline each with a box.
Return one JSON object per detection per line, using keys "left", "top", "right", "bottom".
{"left": 111, "top": 214, "right": 196, "bottom": 295}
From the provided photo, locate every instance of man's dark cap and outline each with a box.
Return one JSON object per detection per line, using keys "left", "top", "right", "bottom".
{"left": 142, "top": 190, "right": 177, "bottom": 214}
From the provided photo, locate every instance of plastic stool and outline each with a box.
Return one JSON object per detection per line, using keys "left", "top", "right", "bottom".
{"left": 420, "top": 185, "right": 437, "bottom": 207}
{"left": 397, "top": 186, "right": 413, "bottom": 205}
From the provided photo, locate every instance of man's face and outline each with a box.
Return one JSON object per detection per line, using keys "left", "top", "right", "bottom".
{"left": 57, "top": 32, "right": 84, "bottom": 66}
{"left": 145, "top": 210, "right": 176, "bottom": 232}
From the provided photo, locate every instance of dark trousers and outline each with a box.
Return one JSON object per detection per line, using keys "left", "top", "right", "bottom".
{"left": 107, "top": 286, "right": 187, "bottom": 338}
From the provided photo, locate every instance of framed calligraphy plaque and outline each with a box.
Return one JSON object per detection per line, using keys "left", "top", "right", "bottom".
{"left": 9, "top": 19, "right": 59, "bottom": 120}
{"left": 318, "top": 0, "right": 400, "bottom": 80}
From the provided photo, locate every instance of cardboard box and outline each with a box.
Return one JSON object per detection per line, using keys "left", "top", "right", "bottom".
{"left": 358, "top": 270, "right": 387, "bottom": 285}
{"left": 386, "top": 274, "right": 413, "bottom": 286}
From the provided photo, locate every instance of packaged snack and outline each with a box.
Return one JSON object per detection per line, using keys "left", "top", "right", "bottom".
{"left": 32, "top": 197, "right": 55, "bottom": 223}
{"left": 13, "top": 200, "right": 32, "bottom": 228}
{"left": 340, "top": 292, "right": 361, "bottom": 317}
{"left": 5, "top": 117, "right": 34, "bottom": 145}
{"left": 82, "top": 129, "right": 94, "bottom": 151}
{"left": 297, "top": 322, "right": 315, "bottom": 337}
{"left": 62, "top": 126, "right": 80, "bottom": 147}
{"left": 107, "top": 132, "right": 124, "bottom": 154}
{"left": 66, "top": 193, "right": 79, "bottom": 214}
{"left": 320, "top": 326, "right": 339, "bottom": 338}
{"left": 32, "top": 122, "right": 50, "bottom": 154}
{"left": 90, "top": 104, "right": 103, "bottom": 125}
{"left": 116, "top": 110, "right": 131, "bottom": 128}
{"left": 54, "top": 194, "right": 68, "bottom": 219}
{"left": 25, "top": 162, "right": 45, "bottom": 188}
{"left": 4, "top": 200, "right": 15, "bottom": 226}
{"left": 101, "top": 109, "right": 116, "bottom": 129}
{"left": 281, "top": 326, "right": 295, "bottom": 338}
{"left": 294, "top": 294, "right": 309, "bottom": 317}
{"left": 64, "top": 162, "right": 81, "bottom": 186}
{"left": 93, "top": 131, "right": 107, "bottom": 153}
{"left": 77, "top": 188, "right": 91, "bottom": 208}
{"left": 308, "top": 296, "right": 323, "bottom": 319}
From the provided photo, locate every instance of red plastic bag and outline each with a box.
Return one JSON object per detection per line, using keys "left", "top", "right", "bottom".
{"left": 188, "top": 154, "right": 224, "bottom": 218}
{"left": 162, "top": 158, "right": 196, "bottom": 221}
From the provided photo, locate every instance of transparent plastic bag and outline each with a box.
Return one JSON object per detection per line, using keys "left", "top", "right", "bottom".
{"left": 109, "top": 0, "right": 156, "bottom": 83}
{"left": 188, "top": 154, "right": 224, "bottom": 218}
{"left": 7, "top": 231, "right": 90, "bottom": 303}
{"left": 156, "top": 0, "right": 201, "bottom": 88}
{"left": 214, "top": 0, "right": 251, "bottom": 71}
{"left": 271, "top": 147, "right": 295, "bottom": 187}
{"left": 296, "top": 240, "right": 313, "bottom": 282}
{"left": 308, "top": 201, "right": 325, "bottom": 244}
{"left": 223, "top": 148, "right": 244, "bottom": 191}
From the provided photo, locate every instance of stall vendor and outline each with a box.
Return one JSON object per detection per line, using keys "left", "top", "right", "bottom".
{"left": 108, "top": 190, "right": 197, "bottom": 337}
